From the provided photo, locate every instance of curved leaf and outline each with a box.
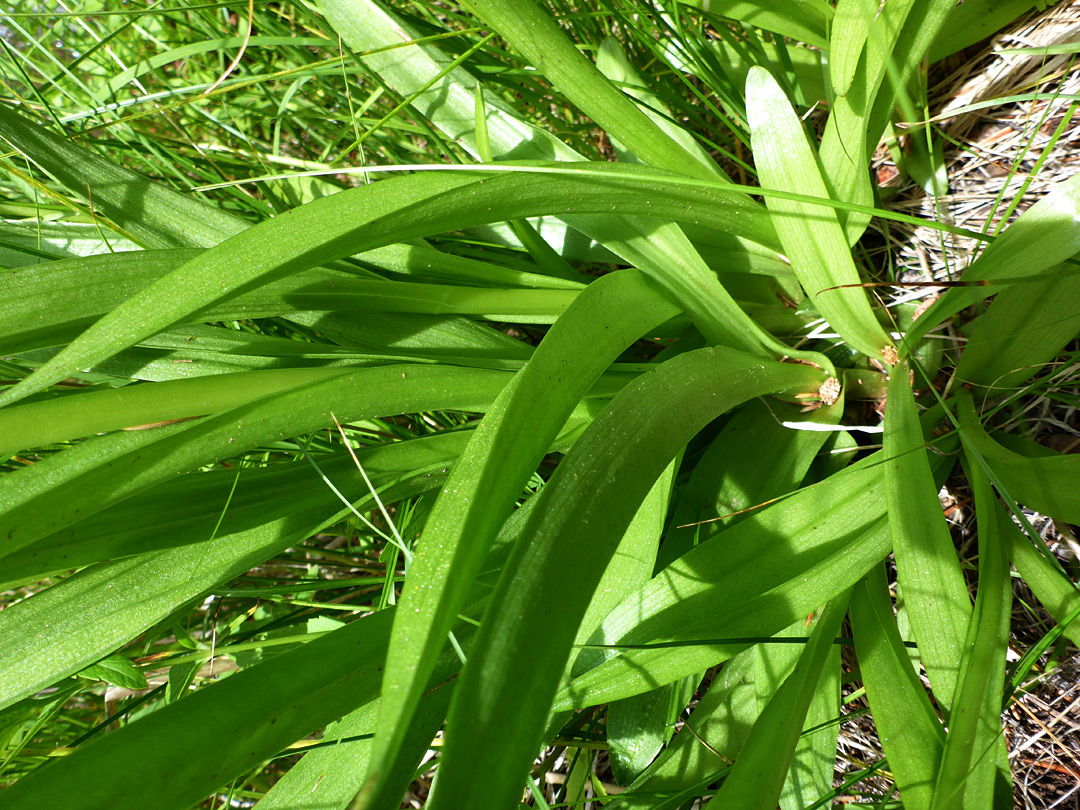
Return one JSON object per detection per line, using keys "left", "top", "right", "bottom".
{"left": 363, "top": 270, "right": 681, "bottom": 805}
{"left": 885, "top": 360, "right": 970, "bottom": 713}
{"left": 851, "top": 565, "right": 945, "bottom": 810}
{"left": 746, "top": 66, "right": 893, "bottom": 359}
{"left": 0, "top": 162, "right": 791, "bottom": 407}
{"left": 425, "top": 347, "right": 823, "bottom": 809}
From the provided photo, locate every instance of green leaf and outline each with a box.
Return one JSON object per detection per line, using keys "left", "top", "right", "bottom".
{"left": 677, "top": 0, "right": 829, "bottom": 48}
{"left": 884, "top": 360, "right": 970, "bottom": 713}
{"left": 779, "top": 626, "right": 840, "bottom": 810}
{"left": 1005, "top": 514, "right": 1080, "bottom": 649}
{"left": 930, "top": 453, "right": 1012, "bottom": 810}
{"left": 819, "top": 0, "right": 937, "bottom": 241}
{"left": 607, "top": 687, "right": 675, "bottom": 786}
{"left": 709, "top": 595, "right": 848, "bottom": 810}
{"left": 78, "top": 654, "right": 148, "bottom": 690}
{"left": 0, "top": 162, "right": 794, "bottom": 407}
{"left": 424, "top": 347, "right": 823, "bottom": 809}
{"left": 0, "top": 102, "right": 244, "bottom": 249}
{"left": 0, "top": 367, "right": 352, "bottom": 454}
{"left": 930, "top": 0, "right": 1045, "bottom": 61}
{"left": 746, "top": 66, "right": 894, "bottom": 360}
{"left": 319, "top": 0, "right": 817, "bottom": 365}
{"left": 595, "top": 37, "right": 723, "bottom": 175}
{"left": 660, "top": 397, "right": 838, "bottom": 569}
{"left": 0, "top": 365, "right": 513, "bottom": 556}
{"left": 828, "top": 0, "right": 876, "bottom": 97}
{"left": 0, "top": 610, "right": 463, "bottom": 810}
{"left": 615, "top": 647, "right": 757, "bottom": 809}
{"left": 363, "top": 270, "right": 680, "bottom": 806}
{"left": 0, "top": 433, "right": 465, "bottom": 710}
{"left": 954, "top": 394, "right": 1080, "bottom": 525}
{"left": 562, "top": 452, "right": 892, "bottom": 712}
{"left": 851, "top": 565, "right": 945, "bottom": 810}
{"left": 954, "top": 271, "right": 1080, "bottom": 392}
{"left": 0, "top": 430, "right": 468, "bottom": 586}
{"left": 907, "top": 171, "right": 1080, "bottom": 347}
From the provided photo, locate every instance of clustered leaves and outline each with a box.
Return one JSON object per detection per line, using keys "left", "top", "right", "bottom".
{"left": 0, "top": 1, "right": 1078, "bottom": 809}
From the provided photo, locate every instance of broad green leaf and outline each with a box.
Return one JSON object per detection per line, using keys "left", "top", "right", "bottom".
{"left": 908, "top": 172, "right": 1080, "bottom": 347}
{"left": 560, "top": 520, "right": 888, "bottom": 713}
{"left": 660, "top": 398, "right": 838, "bottom": 572}
{"left": 954, "top": 271, "right": 1080, "bottom": 392}
{"left": 0, "top": 610, "right": 464, "bottom": 810}
{"left": 559, "top": 435, "right": 948, "bottom": 709}
{"left": 0, "top": 365, "right": 514, "bottom": 555}
{"left": 0, "top": 435, "right": 466, "bottom": 710}
{"left": 817, "top": 0, "right": 919, "bottom": 240}
{"left": 829, "top": 0, "right": 876, "bottom": 97}
{"left": 0, "top": 248, "right": 199, "bottom": 355}
{"left": 425, "top": 347, "right": 824, "bottom": 809}
{"left": 885, "top": 360, "right": 971, "bottom": 713}
{"left": 1005, "top": 514, "right": 1080, "bottom": 649}
{"left": 955, "top": 394, "right": 1080, "bottom": 525}
{"left": 0, "top": 219, "right": 141, "bottom": 267}
{"left": 930, "top": 454, "right": 1012, "bottom": 810}
{"left": 0, "top": 162, "right": 796, "bottom": 407}
{"left": 0, "top": 247, "right": 564, "bottom": 357}
{"left": 256, "top": 702, "right": 380, "bottom": 810}
{"left": 746, "top": 66, "right": 894, "bottom": 360}
{"left": 0, "top": 367, "right": 351, "bottom": 454}
{"left": 615, "top": 647, "right": 758, "bottom": 809}
{"left": 255, "top": 682, "right": 451, "bottom": 810}
{"left": 591, "top": 464, "right": 682, "bottom": 787}
{"left": 607, "top": 687, "right": 676, "bottom": 787}
{"left": 851, "top": 565, "right": 945, "bottom": 810}
{"left": 284, "top": 310, "right": 532, "bottom": 360}
{"left": 363, "top": 270, "right": 680, "bottom": 807}
{"left": 0, "top": 430, "right": 469, "bottom": 587}
{"left": 778, "top": 625, "right": 840, "bottom": 810}
{"left": 677, "top": 0, "right": 829, "bottom": 48}
{"left": 78, "top": 654, "right": 148, "bottom": 691}
{"left": 708, "top": 595, "right": 848, "bottom": 810}
{"left": 576, "top": 462, "right": 676, "bottom": 654}
{"left": 0, "top": 102, "right": 244, "bottom": 249}
{"left": 930, "top": 0, "right": 1045, "bottom": 61}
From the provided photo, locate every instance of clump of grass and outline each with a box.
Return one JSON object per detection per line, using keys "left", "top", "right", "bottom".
{"left": 0, "top": 2, "right": 1078, "bottom": 809}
